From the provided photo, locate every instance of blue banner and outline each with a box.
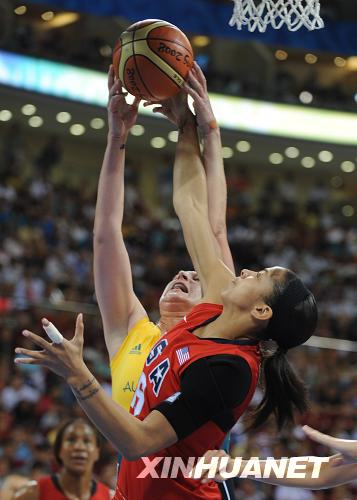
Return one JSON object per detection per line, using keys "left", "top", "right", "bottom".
{"left": 26, "top": 0, "right": 357, "bottom": 54}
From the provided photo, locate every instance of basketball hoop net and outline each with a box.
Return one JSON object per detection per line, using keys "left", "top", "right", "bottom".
{"left": 229, "top": 0, "right": 324, "bottom": 32}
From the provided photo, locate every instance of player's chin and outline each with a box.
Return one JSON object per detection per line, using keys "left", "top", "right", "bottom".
{"left": 66, "top": 460, "right": 90, "bottom": 474}
{"left": 160, "top": 290, "right": 193, "bottom": 307}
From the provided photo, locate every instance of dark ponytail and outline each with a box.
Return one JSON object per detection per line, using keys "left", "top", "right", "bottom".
{"left": 249, "top": 348, "right": 308, "bottom": 431}
{"left": 248, "top": 271, "right": 317, "bottom": 431}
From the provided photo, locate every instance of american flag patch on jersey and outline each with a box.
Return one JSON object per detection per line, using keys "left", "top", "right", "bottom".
{"left": 176, "top": 346, "right": 190, "bottom": 365}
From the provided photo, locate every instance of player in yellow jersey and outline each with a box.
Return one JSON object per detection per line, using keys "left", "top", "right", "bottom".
{"left": 93, "top": 64, "right": 234, "bottom": 412}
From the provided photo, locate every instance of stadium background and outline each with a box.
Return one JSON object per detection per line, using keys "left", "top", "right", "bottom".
{"left": 0, "top": 0, "right": 356, "bottom": 498}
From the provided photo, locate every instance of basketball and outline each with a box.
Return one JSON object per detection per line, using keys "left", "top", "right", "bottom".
{"left": 112, "top": 19, "right": 194, "bottom": 101}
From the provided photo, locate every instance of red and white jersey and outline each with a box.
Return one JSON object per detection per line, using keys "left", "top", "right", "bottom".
{"left": 115, "top": 303, "right": 261, "bottom": 500}
{"left": 37, "top": 475, "right": 111, "bottom": 499}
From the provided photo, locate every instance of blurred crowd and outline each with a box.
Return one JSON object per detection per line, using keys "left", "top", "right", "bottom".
{"left": 0, "top": 125, "right": 356, "bottom": 499}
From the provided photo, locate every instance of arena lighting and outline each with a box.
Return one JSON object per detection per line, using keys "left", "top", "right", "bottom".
{"left": 2, "top": 50, "right": 357, "bottom": 146}
{"left": 275, "top": 50, "right": 288, "bottom": 61}
{"left": 56, "top": 111, "right": 71, "bottom": 123}
{"left": 342, "top": 205, "right": 354, "bottom": 217}
{"left": 269, "top": 153, "right": 283, "bottom": 165}
{"left": 318, "top": 150, "right": 333, "bottom": 162}
{"left": 340, "top": 161, "right": 355, "bottom": 173}
{"left": 192, "top": 36, "right": 211, "bottom": 47}
{"left": 90, "top": 118, "right": 105, "bottom": 130}
{"left": 168, "top": 130, "right": 178, "bottom": 142}
{"left": 100, "top": 45, "right": 112, "bottom": 57}
{"left": 21, "top": 104, "right": 36, "bottom": 116}
{"left": 130, "top": 124, "right": 145, "bottom": 136}
{"left": 301, "top": 157, "right": 316, "bottom": 168}
{"left": 0, "top": 110, "right": 12, "bottom": 121}
{"left": 222, "top": 146, "right": 233, "bottom": 159}
{"left": 70, "top": 124, "right": 85, "bottom": 136}
{"left": 150, "top": 137, "right": 166, "bottom": 149}
{"left": 28, "top": 116, "right": 43, "bottom": 127}
{"left": 41, "top": 11, "right": 55, "bottom": 21}
{"left": 346, "top": 56, "right": 357, "bottom": 71}
{"left": 334, "top": 57, "right": 346, "bottom": 68}
{"left": 14, "top": 5, "right": 27, "bottom": 15}
{"left": 285, "top": 146, "right": 300, "bottom": 158}
{"left": 44, "top": 12, "right": 79, "bottom": 28}
{"left": 236, "top": 140, "right": 251, "bottom": 152}
{"left": 305, "top": 53, "right": 318, "bottom": 64}
{"left": 299, "top": 91, "right": 313, "bottom": 104}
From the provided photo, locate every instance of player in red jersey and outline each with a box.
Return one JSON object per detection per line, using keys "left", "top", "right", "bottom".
{"left": 96, "top": 63, "right": 235, "bottom": 500}
{"left": 15, "top": 70, "right": 318, "bottom": 499}
{"left": 96, "top": 64, "right": 235, "bottom": 412}
{"left": 13, "top": 418, "right": 112, "bottom": 500}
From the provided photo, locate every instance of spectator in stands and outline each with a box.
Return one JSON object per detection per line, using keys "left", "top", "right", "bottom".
{"left": 12, "top": 418, "right": 112, "bottom": 499}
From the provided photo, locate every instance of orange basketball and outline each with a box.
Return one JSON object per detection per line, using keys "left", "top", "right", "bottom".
{"left": 112, "top": 19, "right": 193, "bottom": 101}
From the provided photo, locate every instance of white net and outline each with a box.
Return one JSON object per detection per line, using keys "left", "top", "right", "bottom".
{"left": 229, "top": 0, "right": 324, "bottom": 32}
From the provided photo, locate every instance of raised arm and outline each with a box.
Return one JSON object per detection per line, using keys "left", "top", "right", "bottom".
{"left": 15, "top": 316, "right": 251, "bottom": 464}
{"left": 184, "top": 62, "right": 235, "bottom": 274}
{"left": 145, "top": 64, "right": 235, "bottom": 276}
{"left": 172, "top": 101, "right": 234, "bottom": 301}
{"left": 93, "top": 67, "right": 146, "bottom": 360}
{"left": 15, "top": 316, "right": 177, "bottom": 461}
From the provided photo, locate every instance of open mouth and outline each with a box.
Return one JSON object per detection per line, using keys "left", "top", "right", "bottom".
{"left": 171, "top": 282, "right": 189, "bottom": 293}
{"left": 70, "top": 455, "right": 88, "bottom": 463}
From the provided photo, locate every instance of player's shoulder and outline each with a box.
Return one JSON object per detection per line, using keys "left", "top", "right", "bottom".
{"left": 110, "top": 316, "right": 161, "bottom": 370}
{"left": 93, "top": 480, "right": 112, "bottom": 498}
{"left": 187, "top": 352, "right": 252, "bottom": 375}
{"left": 128, "top": 316, "right": 160, "bottom": 338}
{"left": 183, "top": 354, "right": 253, "bottom": 406}
{"left": 126, "top": 316, "right": 161, "bottom": 350}
{"left": 206, "top": 353, "right": 253, "bottom": 374}
{"left": 181, "top": 353, "right": 253, "bottom": 394}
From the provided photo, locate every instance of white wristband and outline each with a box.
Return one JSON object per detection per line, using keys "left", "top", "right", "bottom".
{"left": 43, "top": 322, "right": 64, "bottom": 344}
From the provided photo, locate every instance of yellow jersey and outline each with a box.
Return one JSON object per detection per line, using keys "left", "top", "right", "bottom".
{"left": 110, "top": 317, "right": 161, "bottom": 411}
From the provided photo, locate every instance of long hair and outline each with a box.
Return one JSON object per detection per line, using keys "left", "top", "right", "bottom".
{"left": 249, "top": 270, "right": 318, "bottom": 431}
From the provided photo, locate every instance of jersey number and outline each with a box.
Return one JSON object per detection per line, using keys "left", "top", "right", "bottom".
{"left": 131, "top": 359, "right": 170, "bottom": 416}
{"left": 131, "top": 372, "right": 146, "bottom": 416}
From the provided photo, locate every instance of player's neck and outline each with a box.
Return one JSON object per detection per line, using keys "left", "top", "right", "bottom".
{"left": 58, "top": 469, "right": 93, "bottom": 500}
{"left": 157, "top": 312, "right": 185, "bottom": 334}
{"left": 195, "top": 310, "right": 253, "bottom": 341}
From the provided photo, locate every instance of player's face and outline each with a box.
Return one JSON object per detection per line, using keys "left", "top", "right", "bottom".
{"left": 59, "top": 422, "right": 99, "bottom": 475}
{"left": 159, "top": 270, "right": 202, "bottom": 314}
{"left": 221, "top": 267, "right": 287, "bottom": 312}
